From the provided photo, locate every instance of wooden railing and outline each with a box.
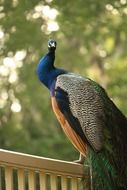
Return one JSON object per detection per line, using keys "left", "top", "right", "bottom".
{"left": 0, "top": 149, "right": 88, "bottom": 190}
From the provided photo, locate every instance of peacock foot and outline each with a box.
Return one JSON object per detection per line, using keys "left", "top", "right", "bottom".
{"left": 73, "top": 153, "right": 85, "bottom": 164}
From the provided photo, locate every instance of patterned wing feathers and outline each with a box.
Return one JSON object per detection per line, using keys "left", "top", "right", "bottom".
{"left": 55, "top": 74, "right": 106, "bottom": 151}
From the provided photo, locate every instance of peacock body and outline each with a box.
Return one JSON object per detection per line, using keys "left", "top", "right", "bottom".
{"left": 36, "top": 39, "right": 127, "bottom": 189}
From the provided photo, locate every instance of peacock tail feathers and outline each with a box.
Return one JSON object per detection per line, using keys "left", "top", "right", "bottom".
{"left": 86, "top": 145, "right": 127, "bottom": 190}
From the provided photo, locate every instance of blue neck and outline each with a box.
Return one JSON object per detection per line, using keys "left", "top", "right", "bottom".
{"left": 37, "top": 50, "right": 66, "bottom": 90}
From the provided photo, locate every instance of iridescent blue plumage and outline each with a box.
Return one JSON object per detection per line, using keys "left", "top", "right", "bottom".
{"left": 37, "top": 53, "right": 66, "bottom": 92}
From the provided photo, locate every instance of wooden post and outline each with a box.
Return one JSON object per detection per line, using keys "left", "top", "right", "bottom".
{"left": 0, "top": 168, "right": 2, "bottom": 190}
{"left": 40, "top": 172, "right": 46, "bottom": 190}
{"left": 50, "top": 174, "right": 57, "bottom": 190}
{"left": 61, "top": 175, "right": 67, "bottom": 190}
{"left": 5, "top": 167, "right": 13, "bottom": 190}
{"left": 28, "top": 170, "right": 35, "bottom": 190}
{"left": 18, "top": 169, "right": 25, "bottom": 190}
{"left": 71, "top": 176, "right": 78, "bottom": 190}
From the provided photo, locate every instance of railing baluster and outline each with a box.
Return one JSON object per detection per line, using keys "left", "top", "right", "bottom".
{"left": 40, "top": 171, "right": 46, "bottom": 190}
{"left": 5, "top": 167, "right": 13, "bottom": 190}
{"left": 0, "top": 168, "right": 2, "bottom": 190}
{"left": 71, "top": 176, "right": 78, "bottom": 190}
{"left": 18, "top": 169, "right": 25, "bottom": 190}
{"left": 61, "top": 175, "right": 67, "bottom": 190}
{"left": 28, "top": 170, "right": 35, "bottom": 190}
{"left": 50, "top": 174, "right": 57, "bottom": 190}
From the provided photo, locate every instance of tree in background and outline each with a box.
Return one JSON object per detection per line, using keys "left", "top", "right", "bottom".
{"left": 0, "top": 0, "right": 127, "bottom": 161}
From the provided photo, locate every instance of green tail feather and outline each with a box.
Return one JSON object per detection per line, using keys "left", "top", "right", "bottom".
{"left": 84, "top": 144, "right": 127, "bottom": 190}
{"left": 86, "top": 149, "right": 116, "bottom": 190}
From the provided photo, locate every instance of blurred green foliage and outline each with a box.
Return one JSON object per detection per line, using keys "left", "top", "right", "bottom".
{"left": 0, "top": 0, "right": 127, "bottom": 161}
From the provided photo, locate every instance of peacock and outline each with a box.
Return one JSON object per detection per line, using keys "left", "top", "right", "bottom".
{"left": 36, "top": 39, "right": 127, "bottom": 189}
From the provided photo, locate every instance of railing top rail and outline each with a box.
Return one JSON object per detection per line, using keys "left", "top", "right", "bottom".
{"left": 0, "top": 149, "right": 84, "bottom": 177}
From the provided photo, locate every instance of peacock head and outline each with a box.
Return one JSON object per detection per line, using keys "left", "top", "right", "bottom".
{"left": 48, "top": 39, "right": 57, "bottom": 51}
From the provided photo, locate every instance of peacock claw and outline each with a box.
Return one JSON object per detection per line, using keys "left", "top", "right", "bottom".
{"left": 73, "top": 153, "right": 85, "bottom": 164}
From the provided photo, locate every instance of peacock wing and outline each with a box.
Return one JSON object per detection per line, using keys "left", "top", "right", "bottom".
{"left": 55, "top": 73, "right": 107, "bottom": 152}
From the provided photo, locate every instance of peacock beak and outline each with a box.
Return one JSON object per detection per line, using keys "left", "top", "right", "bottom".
{"left": 51, "top": 42, "right": 55, "bottom": 47}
